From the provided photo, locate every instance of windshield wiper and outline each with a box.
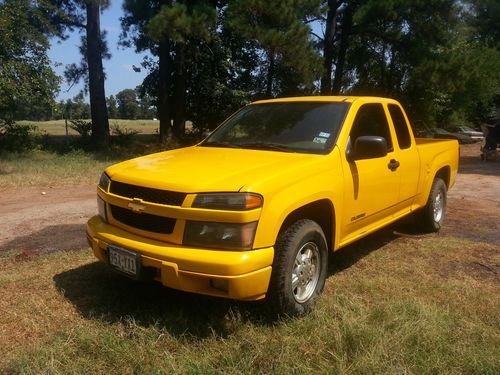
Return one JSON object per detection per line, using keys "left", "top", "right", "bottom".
{"left": 202, "top": 141, "right": 242, "bottom": 149}
{"left": 238, "top": 142, "right": 294, "bottom": 152}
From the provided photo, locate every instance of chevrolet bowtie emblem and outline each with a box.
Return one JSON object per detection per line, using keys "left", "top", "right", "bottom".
{"left": 128, "top": 198, "right": 146, "bottom": 213}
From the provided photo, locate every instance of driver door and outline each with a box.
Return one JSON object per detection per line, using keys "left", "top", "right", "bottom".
{"left": 341, "top": 103, "right": 401, "bottom": 242}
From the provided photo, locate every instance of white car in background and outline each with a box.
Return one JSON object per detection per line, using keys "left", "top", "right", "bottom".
{"left": 450, "top": 126, "right": 484, "bottom": 141}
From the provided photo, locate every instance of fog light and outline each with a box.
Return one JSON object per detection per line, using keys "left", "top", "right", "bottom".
{"left": 210, "top": 278, "right": 229, "bottom": 292}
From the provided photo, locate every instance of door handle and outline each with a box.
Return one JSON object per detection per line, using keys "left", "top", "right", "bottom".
{"left": 388, "top": 159, "right": 400, "bottom": 171}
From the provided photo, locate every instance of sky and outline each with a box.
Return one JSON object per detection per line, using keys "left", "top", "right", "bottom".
{"left": 48, "top": 2, "right": 151, "bottom": 102}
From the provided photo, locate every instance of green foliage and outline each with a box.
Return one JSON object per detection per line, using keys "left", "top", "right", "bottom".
{"left": 4, "top": 0, "right": 498, "bottom": 136}
{"left": 331, "top": 0, "right": 500, "bottom": 127}
{"left": 0, "top": 0, "right": 60, "bottom": 121}
{"left": 148, "top": 1, "right": 216, "bottom": 43}
{"left": 184, "top": 20, "right": 260, "bottom": 131}
{"left": 69, "top": 120, "right": 92, "bottom": 139}
{"left": 227, "top": 0, "right": 322, "bottom": 97}
{"left": 110, "top": 123, "right": 139, "bottom": 147}
{"left": 107, "top": 95, "right": 118, "bottom": 118}
{"left": 63, "top": 93, "right": 91, "bottom": 119}
{"left": 0, "top": 120, "right": 43, "bottom": 152}
{"left": 116, "top": 89, "right": 140, "bottom": 120}
{"left": 467, "top": 0, "right": 500, "bottom": 48}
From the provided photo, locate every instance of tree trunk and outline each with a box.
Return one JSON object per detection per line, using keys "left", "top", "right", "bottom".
{"left": 86, "top": 1, "right": 109, "bottom": 149}
{"left": 332, "top": 4, "right": 353, "bottom": 95}
{"left": 320, "top": 0, "right": 340, "bottom": 95}
{"left": 266, "top": 51, "right": 275, "bottom": 98}
{"left": 172, "top": 42, "right": 186, "bottom": 138}
{"left": 158, "top": 39, "right": 172, "bottom": 142}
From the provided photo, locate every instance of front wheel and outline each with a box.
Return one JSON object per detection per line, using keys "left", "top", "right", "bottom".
{"left": 417, "top": 177, "right": 447, "bottom": 232}
{"left": 266, "top": 219, "right": 328, "bottom": 317}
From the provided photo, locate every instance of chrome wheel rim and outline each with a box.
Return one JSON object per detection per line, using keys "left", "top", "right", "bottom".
{"left": 291, "top": 242, "right": 320, "bottom": 303}
{"left": 433, "top": 190, "right": 444, "bottom": 222}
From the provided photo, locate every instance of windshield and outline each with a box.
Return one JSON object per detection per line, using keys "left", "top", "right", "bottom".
{"left": 201, "top": 101, "right": 350, "bottom": 154}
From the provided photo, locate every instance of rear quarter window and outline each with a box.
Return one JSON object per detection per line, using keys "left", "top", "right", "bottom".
{"left": 388, "top": 104, "right": 412, "bottom": 149}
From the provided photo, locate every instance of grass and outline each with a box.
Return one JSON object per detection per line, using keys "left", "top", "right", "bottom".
{"left": 1, "top": 231, "right": 498, "bottom": 374}
{"left": 0, "top": 142, "right": 498, "bottom": 373}
{"left": 18, "top": 119, "right": 160, "bottom": 136}
{"left": 0, "top": 120, "right": 196, "bottom": 188}
{"left": 0, "top": 150, "right": 122, "bottom": 188}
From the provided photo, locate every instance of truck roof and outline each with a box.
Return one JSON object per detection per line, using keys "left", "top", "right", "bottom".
{"left": 252, "top": 96, "right": 400, "bottom": 105}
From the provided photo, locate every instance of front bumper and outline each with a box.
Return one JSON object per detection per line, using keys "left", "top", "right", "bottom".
{"left": 86, "top": 216, "right": 274, "bottom": 300}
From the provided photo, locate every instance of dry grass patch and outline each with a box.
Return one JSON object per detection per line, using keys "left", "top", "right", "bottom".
{"left": 0, "top": 151, "right": 116, "bottom": 188}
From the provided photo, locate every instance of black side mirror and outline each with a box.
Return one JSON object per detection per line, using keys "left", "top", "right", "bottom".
{"left": 347, "top": 136, "right": 388, "bottom": 162}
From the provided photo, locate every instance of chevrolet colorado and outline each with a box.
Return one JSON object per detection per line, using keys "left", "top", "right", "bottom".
{"left": 87, "top": 96, "right": 459, "bottom": 316}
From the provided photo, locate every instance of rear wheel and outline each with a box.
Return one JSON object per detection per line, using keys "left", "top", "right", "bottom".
{"left": 417, "top": 178, "right": 447, "bottom": 232}
{"left": 266, "top": 219, "right": 328, "bottom": 317}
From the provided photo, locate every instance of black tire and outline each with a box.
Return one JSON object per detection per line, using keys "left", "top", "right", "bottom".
{"left": 417, "top": 177, "right": 447, "bottom": 232}
{"left": 266, "top": 219, "right": 328, "bottom": 317}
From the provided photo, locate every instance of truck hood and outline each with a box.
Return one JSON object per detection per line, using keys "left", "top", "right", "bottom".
{"left": 105, "top": 146, "right": 326, "bottom": 193}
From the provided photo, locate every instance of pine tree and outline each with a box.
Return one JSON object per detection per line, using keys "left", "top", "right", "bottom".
{"left": 227, "top": 0, "right": 321, "bottom": 98}
{"left": 46, "top": 0, "right": 111, "bottom": 149}
{"left": 122, "top": 0, "right": 216, "bottom": 140}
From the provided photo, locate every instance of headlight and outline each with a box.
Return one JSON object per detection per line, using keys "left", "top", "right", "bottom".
{"left": 193, "top": 193, "right": 262, "bottom": 210}
{"left": 97, "top": 196, "right": 107, "bottom": 222}
{"left": 184, "top": 221, "right": 258, "bottom": 250}
{"left": 98, "top": 172, "right": 110, "bottom": 192}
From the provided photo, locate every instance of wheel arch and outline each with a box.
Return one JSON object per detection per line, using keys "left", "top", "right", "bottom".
{"left": 434, "top": 165, "right": 451, "bottom": 189}
{"left": 278, "top": 199, "right": 336, "bottom": 252}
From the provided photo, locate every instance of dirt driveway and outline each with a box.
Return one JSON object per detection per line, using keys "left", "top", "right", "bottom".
{"left": 0, "top": 144, "right": 499, "bottom": 257}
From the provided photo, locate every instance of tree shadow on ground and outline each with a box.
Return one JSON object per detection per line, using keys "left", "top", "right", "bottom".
{"left": 327, "top": 218, "right": 429, "bottom": 276}
{"left": 459, "top": 155, "right": 500, "bottom": 177}
{"left": 0, "top": 224, "right": 87, "bottom": 258}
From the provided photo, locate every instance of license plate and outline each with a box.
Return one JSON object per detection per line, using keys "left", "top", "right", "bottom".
{"left": 108, "top": 246, "right": 140, "bottom": 277}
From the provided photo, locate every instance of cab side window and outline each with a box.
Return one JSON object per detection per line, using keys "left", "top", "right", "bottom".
{"left": 388, "top": 104, "right": 412, "bottom": 149}
{"left": 350, "top": 103, "right": 393, "bottom": 151}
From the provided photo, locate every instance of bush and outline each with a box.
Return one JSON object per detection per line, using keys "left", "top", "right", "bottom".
{"left": 69, "top": 120, "right": 92, "bottom": 139}
{"left": 111, "top": 123, "right": 139, "bottom": 147}
{"left": 0, "top": 120, "right": 42, "bottom": 152}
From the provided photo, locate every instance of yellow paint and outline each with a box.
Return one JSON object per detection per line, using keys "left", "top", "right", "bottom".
{"left": 87, "top": 96, "right": 459, "bottom": 300}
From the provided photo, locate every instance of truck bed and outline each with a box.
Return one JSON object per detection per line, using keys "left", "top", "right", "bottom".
{"left": 414, "top": 137, "right": 460, "bottom": 204}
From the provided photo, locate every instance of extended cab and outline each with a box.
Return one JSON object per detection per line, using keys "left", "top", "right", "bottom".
{"left": 87, "top": 96, "right": 459, "bottom": 316}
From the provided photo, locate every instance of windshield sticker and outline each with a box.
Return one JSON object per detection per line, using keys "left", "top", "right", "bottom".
{"left": 319, "top": 132, "right": 331, "bottom": 138}
{"left": 313, "top": 137, "right": 328, "bottom": 144}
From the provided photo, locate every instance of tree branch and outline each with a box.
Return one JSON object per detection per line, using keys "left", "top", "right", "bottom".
{"left": 304, "top": 17, "right": 325, "bottom": 24}
{"left": 311, "top": 31, "right": 324, "bottom": 41}
{"left": 62, "top": 19, "right": 86, "bottom": 29}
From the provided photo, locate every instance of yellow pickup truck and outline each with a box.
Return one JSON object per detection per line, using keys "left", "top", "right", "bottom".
{"left": 87, "top": 96, "right": 459, "bottom": 316}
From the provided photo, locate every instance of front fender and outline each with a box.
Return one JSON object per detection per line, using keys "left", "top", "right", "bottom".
{"left": 252, "top": 170, "right": 342, "bottom": 250}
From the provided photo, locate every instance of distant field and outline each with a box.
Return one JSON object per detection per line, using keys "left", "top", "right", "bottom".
{"left": 18, "top": 119, "right": 160, "bottom": 136}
